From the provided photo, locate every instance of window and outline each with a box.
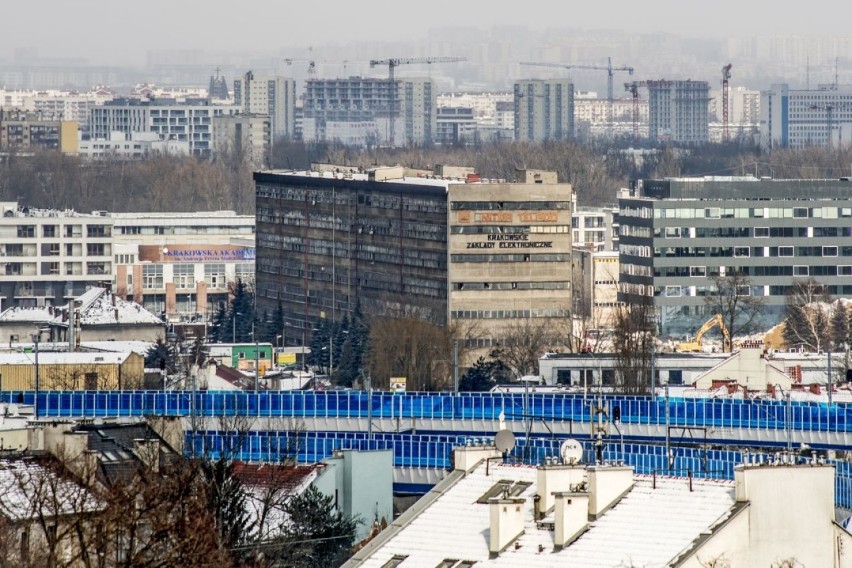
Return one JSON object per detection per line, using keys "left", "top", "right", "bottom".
{"left": 87, "top": 224, "right": 110, "bottom": 238}
{"left": 689, "top": 266, "right": 706, "bottom": 277}
{"left": 87, "top": 262, "right": 107, "bottom": 275}
{"left": 840, "top": 266, "right": 852, "bottom": 276}
{"left": 65, "top": 224, "right": 82, "bottom": 238}
{"left": 142, "top": 264, "right": 163, "bottom": 288}
{"left": 793, "top": 266, "right": 809, "bottom": 277}
{"left": 173, "top": 264, "right": 195, "bottom": 289}
{"left": 381, "top": 556, "right": 409, "bottom": 568}
{"left": 42, "top": 225, "right": 57, "bottom": 238}
{"left": 668, "top": 369, "right": 683, "bottom": 385}
{"left": 16, "top": 225, "right": 34, "bottom": 238}
{"left": 734, "top": 246, "right": 750, "bottom": 257}
{"left": 205, "top": 263, "right": 226, "bottom": 288}
{"left": 793, "top": 207, "right": 808, "bottom": 218}
{"left": 779, "top": 247, "right": 794, "bottom": 257}
{"left": 665, "top": 285, "right": 682, "bottom": 297}
{"left": 87, "top": 243, "right": 106, "bottom": 256}
{"left": 664, "top": 227, "right": 681, "bottom": 238}
{"left": 704, "top": 208, "right": 720, "bottom": 219}
{"left": 236, "top": 263, "right": 254, "bottom": 282}
{"left": 754, "top": 227, "right": 769, "bottom": 238}
{"left": 823, "top": 246, "right": 838, "bottom": 257}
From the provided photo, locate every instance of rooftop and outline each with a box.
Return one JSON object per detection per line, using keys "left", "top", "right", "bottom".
{"left": 0, "top": 288, "right": 163, "bottom": 327}
{"left": 353, "top": 461, "right": 737, "bottom": 568}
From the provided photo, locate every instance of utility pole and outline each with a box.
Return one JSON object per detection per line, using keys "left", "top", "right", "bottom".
{"left": 33, "top": 332, "right": 41, "bottom": 420}
{"left": 453, "top": 340, "right": 459, "bottom": 394}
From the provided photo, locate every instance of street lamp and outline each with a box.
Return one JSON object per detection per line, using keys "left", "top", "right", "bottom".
{"left": 32, "top": 326, "right": 49, "bottom": 420}
{"left": 232, "top": 312, "right": 242, "bottom": 344}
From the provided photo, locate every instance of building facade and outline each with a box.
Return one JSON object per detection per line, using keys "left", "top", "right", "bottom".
{"left": 760, "top": 83, "right": 852, "bottom": 150}
{"left": 301, "top": 77, "right": 436, "bottom": 146}
{"left": 0, "top": 110, "right": 78, "bottom": 153}
{"left": 448, "top": 170, "right": 573, "bottom": 360}
{"left": 436, "top": 106, "right": 477, "bottom": 145}
{"left": 211, "top": 114, "right": 271, "bottom": 168}
{"left": 233, "top": 72, "right": 295, "bottom": 140}
{"left": 89, "top": 98, "right": 239, "bottom": 157}
{"left": 255, "top": 168, "right": 449, "bottom": 346}
{"left": 646, "top": 80, "right": 710, "bottom": 144}
{"left": 513, "top": 79, "right": 574, "bottom": 142}
{"left": 618, "top": 176, "right": 852, "bottom": 336}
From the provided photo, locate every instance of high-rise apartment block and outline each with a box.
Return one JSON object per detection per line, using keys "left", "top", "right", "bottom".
{"left": 0, "top": 110, "right": 78, "bottom": 153}
{"left": 760, "top": 83, "right": 852, "bottom": 150}
{"left": 254, "top": 167, "right": 573, "bottom": 363}
{"left": 211, "top": 114, "right": 271, "bottom": 168}
{"left": 233, "top": 72, "right": 296, "bottom": 140}
{"left": 513, "top": 79, "right": 574, "bottom": 142}
{"left": 301, "top": 77, "right": 436, "bottom": 147}
{"left": 646, "top": 80, "right": 710, "bottom": 144}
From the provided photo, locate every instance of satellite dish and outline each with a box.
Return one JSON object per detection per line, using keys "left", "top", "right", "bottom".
{"left": 495, "top": 429, "right": 516, "bottom": 453}
{"left": 560, "top": 439, "right": 583, "bottom": 465}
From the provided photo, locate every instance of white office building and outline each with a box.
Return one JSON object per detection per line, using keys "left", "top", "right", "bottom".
{"left": 760, "top": 83, "right": 852, "bottom": 150}
{"left": 646, "top": 80, "right": 710, "bottom": 144}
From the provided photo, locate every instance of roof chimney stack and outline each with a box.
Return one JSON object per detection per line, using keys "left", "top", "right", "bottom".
{"left": 587, "top": 465, "right": 634, "bottom": 518}
{"left": 488, "top": 497, "right": 525, "bottom": 557}
{"left": 553, "top": 491, "right": 589, "bottom": 550}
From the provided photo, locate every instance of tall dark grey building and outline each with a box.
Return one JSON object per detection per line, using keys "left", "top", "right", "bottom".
{"left": 254, "top": 169, "right": 448, "bottom": 346}
{"left": 618, "top": 176, "right": 852, "bottom": 336}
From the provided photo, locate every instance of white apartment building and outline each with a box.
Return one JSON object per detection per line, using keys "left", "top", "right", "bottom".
{"left": 514, "top": 79, "right": 574, "bottom": 142}
{"left": 647, "top": 80, "right": 710, "bottom": 144}
{"left": 0, "top": 202, "right": 255, "bottom": 319}
{"left": 233, "top": 72, "right": 295, "bottom": 140}
{"left": 302, "top": 77, "right": 436, "bottom": 146}
{"left": 90, "top": 98, "right": 239, "bottom": 157}
{"left": 760, "top": 83, "right": 852, "bottom": 150}
{"left": 78, "top": 132, "right": 190, "bottom": 159}
{"left": 0, "top": 203, "right": 114, "bottom": 310}
{"left": 572, "top": 206, "right": 618, "bottom": 252}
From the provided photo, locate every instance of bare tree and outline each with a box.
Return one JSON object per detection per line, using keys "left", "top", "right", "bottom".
{"left": 490, "top": 317, "right": 572, "bottom": 379}
{"left": 611, "top": 301, "right": 654, "bottom": 394}
{"left": 703, "top": 271, "right": 765, "bottom": 350}
{"left": 783, "top": 278, "right": 833, "bottom": 352}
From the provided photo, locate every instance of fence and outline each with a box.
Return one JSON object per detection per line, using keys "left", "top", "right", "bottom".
{"left": 183, "top": 429, "right": 852, "bottom": 509}
{"left": 4, "top": 390, "right": 851, "bottom": 434}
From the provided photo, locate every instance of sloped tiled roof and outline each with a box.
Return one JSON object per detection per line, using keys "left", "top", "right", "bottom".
{"left": 0, "top": 287, "right": 162, "bottom": 327}
{"left": 0, "top": 456, "right": 102, "bottom": 521}
{"left": 355, "top": 462, "right": 737, "bottom": 568}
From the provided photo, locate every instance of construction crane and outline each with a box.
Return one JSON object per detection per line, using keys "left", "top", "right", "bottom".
{"left": 721, "top": 64, "right": 732, "bottom": 143}
{"left": 624, "top": 81, "right": 640, "bottom": 144}
{"left": 521, "top": 58, "right": 635, "bottom": 135}
{"left": 675, "top": 314, "right": 730, "bottom": 353}
{"left": 369, "top": 56, "right": 466, "bottom": 146}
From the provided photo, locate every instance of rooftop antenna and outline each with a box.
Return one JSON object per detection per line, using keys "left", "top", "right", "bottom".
{"left": 559, "top": 439, "right": 583, "bottom": 465}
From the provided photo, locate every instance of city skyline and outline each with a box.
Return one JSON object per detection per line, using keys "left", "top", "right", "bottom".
{"left": 3, "top": 1, "right": 851, "bottom": 66}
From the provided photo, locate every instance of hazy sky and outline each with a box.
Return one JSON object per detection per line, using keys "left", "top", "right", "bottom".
{"left": 4, "top": 1, "right": 848, "bottom": 65}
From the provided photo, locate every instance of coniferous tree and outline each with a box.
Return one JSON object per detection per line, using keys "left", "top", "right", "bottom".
{"left": 209, "top": 302, "right": 228, "bottom": 343}
{"left": 229, "top": 278, "right": 255, "bottom": 343}
{"left": 270, "top": 485, "right": 358, "bottom": 568}
{"left": 831, "top": 302, "right": 849, "bottom": 351}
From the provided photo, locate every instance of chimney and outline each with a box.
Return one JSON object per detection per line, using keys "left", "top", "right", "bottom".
{"left": 553, "top": 491, "right": 589, "bottom": 550}
{"left": 134, "top": 438, "right": 160, "bottom": 473}
{"left": 488, "top": 497, "right": 525, "bottom": 557}
{"left": 453, "top": 445, "right": 501, "bottom": 472}
{"left": 114, "top": 307, "right": 119, "bottom": 322}
{"left": 536, "top": 463, "right": 586, "bottom": 513}
{"left": 587, "top": 465, "right": 634, "bottom": 518}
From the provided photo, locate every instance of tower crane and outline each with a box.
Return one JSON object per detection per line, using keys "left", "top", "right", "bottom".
{"left": 721, "top": 64, "right": 732, "bottom": 143}
{"left": 369, "top": 56, "right": 466, "bottom": 146}
{"left": 624, "top": 81, "right": 640, "bottom": 145}
{"left": 521, "top": 57, "right": 635, "bottom": 135}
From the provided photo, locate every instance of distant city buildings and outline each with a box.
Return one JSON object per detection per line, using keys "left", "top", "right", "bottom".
{"left": 513, "top": 79, "right": 574, "bottom": 142}
{"left": 760, "top": 83, "right": 852, "bottom": 150}
{"left": 90, "top": 98, "right": 239, "bottom": 157}
{"left": 233, "top": 72, "right": 295, "bottom": 140}
{"left": 211, "top": 114, "right": 271, "bottom": 168}
{"left": 0, "top": 110, "right": 78, "bottom": 153}
{"left": 646, "top": 80, "right": 710, "bottom": 144}
{"left": 301, "top": 77, "right": 436, "bottom": 146}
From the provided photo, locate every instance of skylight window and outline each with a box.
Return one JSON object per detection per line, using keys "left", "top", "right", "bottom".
{"left": 381, "top": 555, "right": 408, "bottom": 568}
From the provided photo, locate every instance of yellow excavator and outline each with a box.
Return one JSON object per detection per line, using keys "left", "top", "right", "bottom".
{"left": 675, "top": 314, "right": 731, "bottom": 352}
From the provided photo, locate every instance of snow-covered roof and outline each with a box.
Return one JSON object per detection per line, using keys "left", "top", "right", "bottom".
{"left": 0, "top": 306, "right": 53, "bottom": 323}
{"left": 0, "top": 352, "right": 135, "bottom": 365}
{"left": 354, "top": 462, "right": 737, "bottom": 568}
{"left": 77, "top": 288, "right": 163, "bottom": 325}
{"left": 0, "top": 458, "right": 102, "bottom": 522}
{"left": 0, "top": 288, "right": 162, "bottom": 327}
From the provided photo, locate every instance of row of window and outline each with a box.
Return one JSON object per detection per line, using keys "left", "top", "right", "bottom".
{"left": 450, "top": 200, "right": 571, "bottom": 211}
{"left": 453, "top": 281, "right": 570, "bottom": 291}
{"left": 15, "top": 224, "right": 111, "bottom": 238}
{"left": 450, "top": 253, "right": 569, "bottom": 263}
{"left": 654, "top": 245, "right": 848, "bottom": 258}
{"left": 450, "top": 308, "right": 570, "bottom": 319}
{"left": 659, "top": 226, "right": 850, "bottom": 239}
{"left": 653, "top": 205, "right": 852, "bottom": 220}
